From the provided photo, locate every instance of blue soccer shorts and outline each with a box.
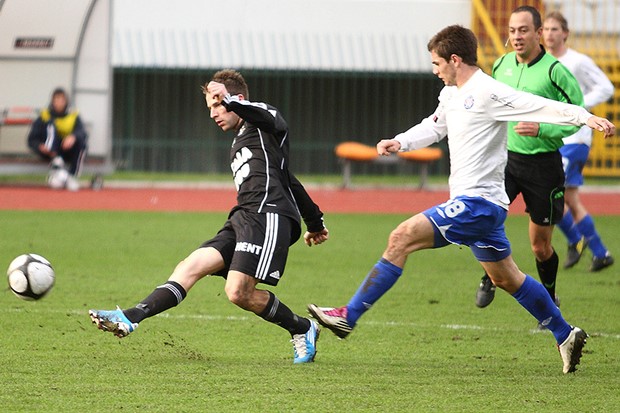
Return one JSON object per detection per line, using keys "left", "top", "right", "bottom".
{"left": 422, "top": 196, "right": 511, "bottom": 262}
{"left": 561, "top": 143, "right": 590, "bottom": 188}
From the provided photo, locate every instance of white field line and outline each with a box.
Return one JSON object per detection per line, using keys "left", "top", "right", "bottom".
{"left": 4, "top": 306, "right": 620, "bottom": 340}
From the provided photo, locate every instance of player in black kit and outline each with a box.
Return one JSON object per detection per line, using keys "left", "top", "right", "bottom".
{"left": 89, "top": 69, "right": 329, "bottom": 364}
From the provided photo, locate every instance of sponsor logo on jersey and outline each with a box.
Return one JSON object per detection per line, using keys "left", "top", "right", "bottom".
{"left": 235, "top": 241, "right": 263, "bottom": 255}
{"left": 269, "top": 270, "right": 281, "bottom": 280}
{"left": 464, "top": 95, "right": 475, "bottom": 109}
{"left": 490, "top": 94, "right": 515, "bottom": 108}
{"left": 231, "top": 146, "right": 252, "bottom": 190}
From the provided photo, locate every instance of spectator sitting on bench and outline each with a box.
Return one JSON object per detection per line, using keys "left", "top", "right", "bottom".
{"left": 27, "top": 87, "right": 87, "bottom": 191}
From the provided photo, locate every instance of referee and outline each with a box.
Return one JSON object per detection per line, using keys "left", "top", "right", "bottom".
{"left": 475, "top": 6, "right": 584, "bottom": 320}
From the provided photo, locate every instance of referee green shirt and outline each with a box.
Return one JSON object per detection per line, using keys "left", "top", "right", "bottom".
{"left": 492, "top": 46, "right": 584, "bottom": 154}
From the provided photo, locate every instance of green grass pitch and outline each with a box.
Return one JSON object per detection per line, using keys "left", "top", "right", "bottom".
{"left": 0, "top": 210, "right": 618, "bottom": 412}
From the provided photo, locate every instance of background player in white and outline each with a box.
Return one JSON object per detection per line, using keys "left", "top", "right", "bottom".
{"left": 308, "top": 25, "right": 615, "bottom": 374}
{"left": 543, "top": 11, "right": 615, "bottom": 271}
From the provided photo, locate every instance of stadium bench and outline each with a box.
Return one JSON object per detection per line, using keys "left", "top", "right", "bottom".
{"left": 334, "top": 141, "right": 443, "bottom": 189}
{"left": 0, "top": 106, "right": 112, "bottom": 180}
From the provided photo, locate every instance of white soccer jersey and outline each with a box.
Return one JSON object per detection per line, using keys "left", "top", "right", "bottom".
{"left": 557, "top": 48, "right": 614, "bottom": 146}
{"left": 394, "top": 69, "right": 591, "bottom": 209}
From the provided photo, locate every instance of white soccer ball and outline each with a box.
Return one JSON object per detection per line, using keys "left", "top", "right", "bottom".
{"left": 7, "top": 254, "right": 55, "bottom": 300}
{"left": 48, "top": 168, "right": 69, "bottom": 189}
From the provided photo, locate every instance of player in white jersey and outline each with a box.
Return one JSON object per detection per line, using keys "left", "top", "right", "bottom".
{"left": 308, "top": 25, "right": 615, "bottom": 374}
{"left": 543, "top": 11, "right": 615, "bottom": 271}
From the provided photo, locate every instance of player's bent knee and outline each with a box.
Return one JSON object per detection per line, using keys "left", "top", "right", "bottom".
{"left": 387, "top": 217, "right": 432, "bottom": 255}
{"left": 224, "top": 285, "right": 245, "bottom": 307}
{"left": 224, "top": 283, "right": 254, "bottom": 310}
{"left": 387, "top": 227, "right": 412, "bottom": 254}
{"left": 531, "top": 244, "right": 552, "bottom": 261}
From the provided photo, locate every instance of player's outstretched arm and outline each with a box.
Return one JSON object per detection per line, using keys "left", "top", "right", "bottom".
{"left": 304, "top": 228, "right": 329, "bottom": 247}
{"left": 586, "top": 116, "right": 616, "bottom": 139}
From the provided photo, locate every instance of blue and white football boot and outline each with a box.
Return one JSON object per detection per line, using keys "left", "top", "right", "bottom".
{"left": 291, "top": 320, "right": 320, "bottom": 364}
{"left": 89, "top": 306, "right": 138, "bottom": 338}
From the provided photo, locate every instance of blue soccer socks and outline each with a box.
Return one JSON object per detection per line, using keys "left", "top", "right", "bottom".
{"left": 512, "top": 275, "right": 572, "bottom": 344}
{"left": 558, "top": 211, "right": 581, "bottom": 246}
{"left": 576, "top": 214, "right": 608, "bottom": 259}
{"left": 346, "top": 258, "right": 403, "bottom": 327}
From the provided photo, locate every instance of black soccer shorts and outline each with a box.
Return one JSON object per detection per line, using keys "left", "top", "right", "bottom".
{"left": 200, "top": 209, "right": 297, "bottom": 286}
{"left": 505, "top": 150, "right": 565, "bottom": 226}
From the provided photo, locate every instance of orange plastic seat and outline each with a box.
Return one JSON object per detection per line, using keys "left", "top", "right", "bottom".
{"left": 334, "top": 141, "right": 379, "bottom": 161}
{"left": 397, "top": 147, "right": 443, "bottom": 162}
{"left": 334, "top": 140, "right": 443, "bottom": 190}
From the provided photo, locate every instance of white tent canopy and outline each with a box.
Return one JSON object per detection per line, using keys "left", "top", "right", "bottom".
{"left": 112, "top": 0, "right": 471, "bottom": 72}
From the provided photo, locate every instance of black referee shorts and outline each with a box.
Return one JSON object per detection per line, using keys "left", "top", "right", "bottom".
{"left": 505, "top": 150, "right": 565, "bottom": 226}
{"left": 200, "top": 209, "right": 299, "bottom": 286}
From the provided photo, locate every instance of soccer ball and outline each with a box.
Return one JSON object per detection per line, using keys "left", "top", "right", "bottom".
{"left": 7, "top": 254, "right": 55, "bottom": 300}
{"left": 48, "top": 168, "right": 69, "bottom": 189}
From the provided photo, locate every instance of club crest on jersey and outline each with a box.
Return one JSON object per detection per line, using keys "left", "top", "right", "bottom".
{"left": 464, "top": 96, "right": 475, "bottom": 109}
{"left": 504, "top": 68, "right": 513, "bottom": 77}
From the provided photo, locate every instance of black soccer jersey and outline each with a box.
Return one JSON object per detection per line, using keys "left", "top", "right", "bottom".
{"left": 222, "top": 95, "right": 324, "bottom": 233}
